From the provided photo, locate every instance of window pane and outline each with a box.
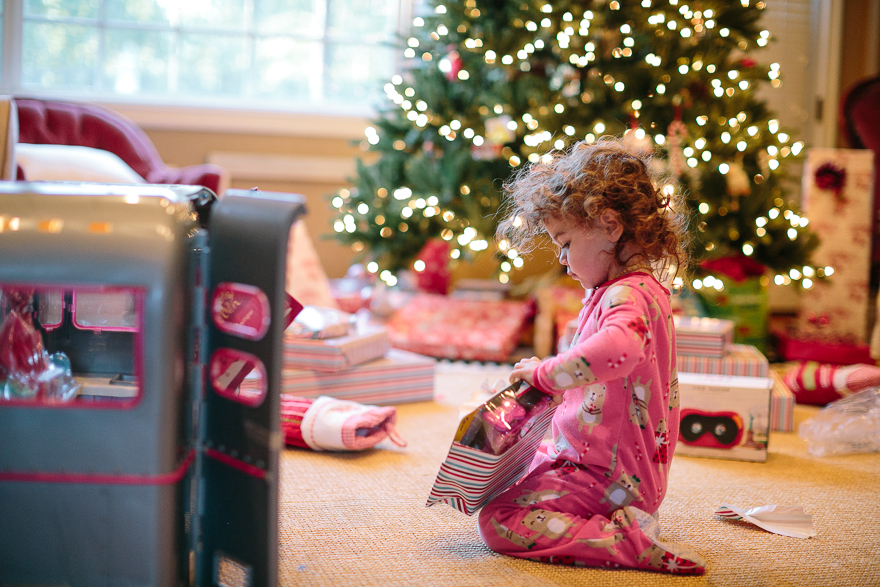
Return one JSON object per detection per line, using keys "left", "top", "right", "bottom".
{"left": 104, "top": 0, "right": 171, "bottom": 25}
{"left": 326, "top": 42, "right": 394, "bottom": 105}
{"left": 0, "top": 284, "right": 143, "bottom": 407}
{"left": 179, "top": 0, "right": 248, "bottom": 30}
{"left": 177, "top": 32, "right": 248, "bottom": 96}
{"left": 255, "top": 37, "right": 322, "bottom": 101}
{"left": 103, "top": 28, "right": 172, "bottom": 94}
{"left": 256, "top": 0, "right": 324, "bottom": 36}
{"left": 327, "top": 0, "right": 397, "bottom": 42}
{"left": 25, "top": 0, "right": 99, "bottom": 19}
{"left": 22, "top": 22, "right": 98, "bottom": 89}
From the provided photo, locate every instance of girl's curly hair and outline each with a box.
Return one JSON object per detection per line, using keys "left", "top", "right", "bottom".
{"left": 496, "top": 137, "right": 690, "bottom": 279}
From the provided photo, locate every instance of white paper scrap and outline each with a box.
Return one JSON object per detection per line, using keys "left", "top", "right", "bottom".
{"left": 715, "top": 504, "right": 817, "bottom": 539}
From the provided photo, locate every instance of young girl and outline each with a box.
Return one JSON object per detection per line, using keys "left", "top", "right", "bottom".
{"left": 479, "top": 138, "right": 706, "bottom": 574}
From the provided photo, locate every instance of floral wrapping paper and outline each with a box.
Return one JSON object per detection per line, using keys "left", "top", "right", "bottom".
{"left": 797, "top": 148, "right": 876, "bottom": 342}
{"left": 385, "top": 294, "right": 533, "bottom": 363}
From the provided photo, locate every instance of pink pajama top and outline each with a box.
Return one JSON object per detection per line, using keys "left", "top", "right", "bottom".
{"left": 532, "top": 272, "right": 680, "bottom": 513}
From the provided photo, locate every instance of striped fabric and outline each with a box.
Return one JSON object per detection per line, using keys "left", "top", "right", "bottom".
{"left": 280, "top": 395, "right": 314, "bottom": 449}
{"left": 426, "top": 405, "right": 557, "bottom": 516}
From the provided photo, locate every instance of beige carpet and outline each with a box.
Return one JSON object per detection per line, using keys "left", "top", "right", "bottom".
{"left": 278, "top": 364, "right": 880, "bottom": 587}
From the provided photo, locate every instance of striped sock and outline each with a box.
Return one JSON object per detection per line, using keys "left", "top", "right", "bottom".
{"left": 783, "top": 361, "right": 880, "bottom": 405}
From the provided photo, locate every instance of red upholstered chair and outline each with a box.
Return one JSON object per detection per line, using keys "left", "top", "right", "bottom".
{"left": 14, "top": 97, "right": 226, "bottom": 194}
{"left": 841, "top": 75, "right": 880, "bottom": 271}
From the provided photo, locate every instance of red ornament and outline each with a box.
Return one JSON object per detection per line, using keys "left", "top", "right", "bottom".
{"left": 415, "top": 238, "right": 451, "bottom": 294}
{"left": 740, "top": 58, "right": 757, "bottom": 68}
{"left": 444, "top": 50, "right": 463, "bottom": 82}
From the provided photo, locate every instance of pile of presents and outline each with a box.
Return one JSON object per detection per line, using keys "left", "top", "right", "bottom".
{"left": 282, "top": 307, "right": 435, "bottom": 406}
{"left": 673, "top": 315, "right": 795, "bottom": 462}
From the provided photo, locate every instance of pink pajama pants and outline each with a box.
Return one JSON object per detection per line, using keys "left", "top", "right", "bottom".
{"left": 477, "top": 459, "right": 706, "bottom": 574}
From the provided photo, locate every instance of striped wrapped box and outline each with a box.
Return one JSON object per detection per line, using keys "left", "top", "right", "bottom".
{"left": 282, "top": 348, "right": 435, "bottom": 405}
{"left": 426, "top": 395, "right": 558, "bottom": 516}
{"left": 283, "top": 325, "right": 390, "bottom": 372}
{"left": 675, "top": 315, "right": 735, "bottom": 358}
{"left": 769, "top": 369, "right": 795, "bottom": 433}
{"left": 677, "top": 344, "right": 769, "bottom": 377}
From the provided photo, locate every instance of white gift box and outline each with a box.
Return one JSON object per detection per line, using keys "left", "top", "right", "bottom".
{"left": 676, "top": 372, "right": 773, "bottom": 462}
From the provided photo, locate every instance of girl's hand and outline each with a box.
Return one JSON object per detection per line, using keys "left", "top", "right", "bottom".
{"left": 510, "top": 356, "right": 542, "bottom": 386}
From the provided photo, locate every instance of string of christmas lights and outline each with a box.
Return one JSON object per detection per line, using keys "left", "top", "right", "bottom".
{"left": 332, "top": 0, "right": 820, "bottom": 291}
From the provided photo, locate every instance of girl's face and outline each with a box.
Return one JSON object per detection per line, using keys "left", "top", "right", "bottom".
{"left": 544, "top": 213, "right": 622, "bottom": 290}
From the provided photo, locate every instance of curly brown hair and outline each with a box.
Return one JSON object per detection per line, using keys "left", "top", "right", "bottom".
{"left": 496, "top": 137, "right": 689, "bottom": 279}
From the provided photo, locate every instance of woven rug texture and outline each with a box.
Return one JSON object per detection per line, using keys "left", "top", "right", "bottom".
{"left": 278, "top": 365, "right": 880, "bottom": 587}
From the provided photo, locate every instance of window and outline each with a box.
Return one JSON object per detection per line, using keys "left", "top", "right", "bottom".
{"left": 0, "top": 0, "right": 407, "bottom": 114}
{"left": 0, "top": 284, "right": 144, "bottom": 408}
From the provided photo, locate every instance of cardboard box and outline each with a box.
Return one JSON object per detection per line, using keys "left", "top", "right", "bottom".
{"left": 676, "top": 372, "right": 773, "bottom": 462}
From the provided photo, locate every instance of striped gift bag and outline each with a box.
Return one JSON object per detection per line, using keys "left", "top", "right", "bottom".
{"left": 426, "top": 384, "right": 557, "bottom": 516}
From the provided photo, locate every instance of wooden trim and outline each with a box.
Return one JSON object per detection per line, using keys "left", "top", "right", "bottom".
{"left": 207, "top": 151, "right": 356, "bottom": 183}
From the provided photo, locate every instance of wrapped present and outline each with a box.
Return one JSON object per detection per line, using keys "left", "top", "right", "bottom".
{"left": 426, "top": 381, "right": 558, "bottom": 515}
{"left": 386, "top": 293, "right": 533, "bottom": 363}
{"left": 769, "top": 370, "right": 795, "bottom": 433}
{"left": 773, "top": 329, "right": 873, "bottom": 365}
{"left": 676, "top": 372, "right": 773, "bottom": 462}
{"left": 674, "top": 316, "right": 734, "bottom": 358}
{"left": 797, "top": 148, "right": 876, "bottom": 343}
{"left": 283, "top": 324, "right": 389, "bottom": 373}
{"left": 286, "top": 305, "right": 355, "bottom": 340}
{"left": 677, "top": 344, "right": 769, "bottom": 377}
{"left": 282, "top": 348, "right": 435, "bottom": 405}
{"left": 696, "top": 275, "right": 769, "bottom": 352}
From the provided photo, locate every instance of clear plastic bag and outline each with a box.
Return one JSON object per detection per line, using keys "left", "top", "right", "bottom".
{"left": 798, "top": 388, "right": 880, "bottom": 456}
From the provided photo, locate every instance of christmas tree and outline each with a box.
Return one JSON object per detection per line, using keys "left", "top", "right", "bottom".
{"left": 331, "top": 0, "right": 819, "bottom": 292}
